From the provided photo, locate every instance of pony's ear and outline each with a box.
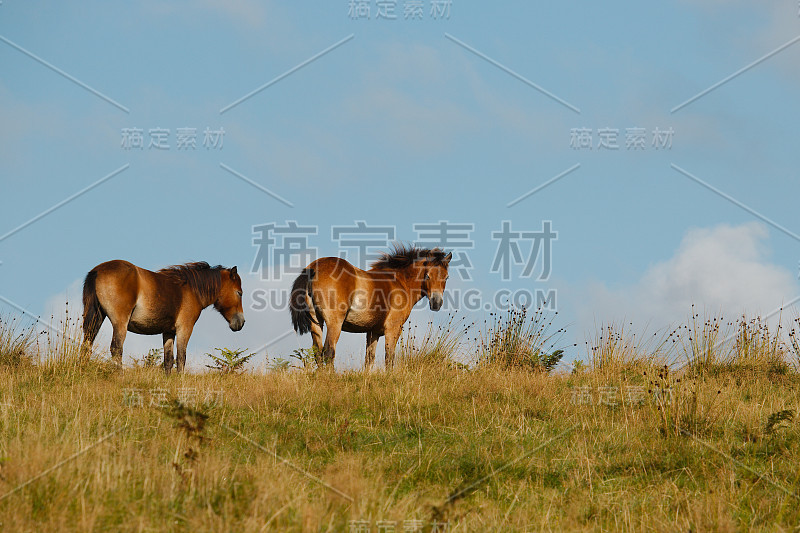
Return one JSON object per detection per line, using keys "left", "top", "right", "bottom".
{"left": 444, "top": 252, "right": 452, "bottom": 265}
{"left": 230, "top": 266, "right": 238, "bottom": 279}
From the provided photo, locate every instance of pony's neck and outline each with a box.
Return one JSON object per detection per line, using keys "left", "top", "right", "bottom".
{"left": 397, "top": 266, "right": 426, "bottom": 303}
{"left": 200, "top": 288, "right": 219, "bottom": 309}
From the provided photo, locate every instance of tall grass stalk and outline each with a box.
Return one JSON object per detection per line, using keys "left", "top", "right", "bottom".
{"left": 37, "top": 304, "right": 112, "bottom": 379}
{"left": 476, "top": 306, "right": 566, "bottom": 372}
{"left": 731, "top": 314, "right": 787, "bottom": 372}
{"left": 397, "top": 311, "right": 471, "bottom": 369}
{"left": 588, "top": 322, "right": 675, "bottom": 375}
{"left": 678, "top": 308, "right": 729, "bottom": 373}
{"left": 0, "top": 313, "right": 38, "bottom": 368}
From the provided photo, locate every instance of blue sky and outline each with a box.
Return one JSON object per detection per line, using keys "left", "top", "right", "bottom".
{"left": 2, "top": 1, "right": 799, "bottom": 369}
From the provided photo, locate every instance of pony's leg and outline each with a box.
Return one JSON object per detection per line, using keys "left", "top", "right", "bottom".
{"left": 162, "top": 332, "right": 175, "bottom": 375}
{"left": 109, "top": 322, "right": 127, "bottom": 368}
{"left": 384, "top": 325, "right": 402, "bottom": 370}
{"left": 309, "top": 314, "right": 324, "bottom": 366}
{"left": 365, "top": 330, "right": 379, "bottom": 371}
{"left": 175, "top": 324, "right": 194, "bottom": 374}
{"left": 98, "top": 274, "right": 135, "bottom": 368}
{"left": 322, "top": 320, "right": 343, "bottom": 368}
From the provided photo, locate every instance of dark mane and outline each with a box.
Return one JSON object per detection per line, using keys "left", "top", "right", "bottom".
{"left": 159, "top": 261, "right": 224, "bottom": 303}
{"left": 370, "top": 244, "right": 449, "bottom": 271}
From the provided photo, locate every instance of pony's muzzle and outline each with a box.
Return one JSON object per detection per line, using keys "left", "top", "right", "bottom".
{"left": 229, "top": 313, "right": 245, "bottom": 331}
{"left": 429, "top": 293, "right": 443, "bottom": 311}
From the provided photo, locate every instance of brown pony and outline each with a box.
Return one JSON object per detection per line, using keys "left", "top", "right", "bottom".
{"left": 290, "top": 245, "right": 451, "bottom": 369}
{"left": 82, "top": 260, "right": 245, "bottom": 373}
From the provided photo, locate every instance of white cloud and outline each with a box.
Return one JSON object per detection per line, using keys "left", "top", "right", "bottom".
{"left": 572, "top": 222, "right": 799, "bottom": 335}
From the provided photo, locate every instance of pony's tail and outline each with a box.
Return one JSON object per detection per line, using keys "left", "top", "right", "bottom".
{"left": 290, "top": 268, "right": 314, "bottom": 335}
{"left": 82, "top": 269, "right": 104, "bottom": 345}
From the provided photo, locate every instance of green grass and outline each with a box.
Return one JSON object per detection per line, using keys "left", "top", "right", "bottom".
{"left": 1, "top": 310, "right": 799, "bottom": 531}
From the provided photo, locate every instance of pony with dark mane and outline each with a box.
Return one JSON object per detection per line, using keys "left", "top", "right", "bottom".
{"left": 290, "top": 244, "right": 451, "bottom": 369}
{"left": 82, "top": 260, "right": 245, "bottom": 373}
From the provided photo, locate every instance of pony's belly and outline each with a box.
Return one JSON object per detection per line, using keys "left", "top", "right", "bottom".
{"left": 129, "top": 307, "right": 172, "bottom": 335}
{"left": 342, "top": 321, "right": 373, "bottom": 334}
{"left": 343, "top": 307, "right": 377, "bottom": 333}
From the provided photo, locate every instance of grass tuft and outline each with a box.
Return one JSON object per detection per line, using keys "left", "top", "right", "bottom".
{"left": 0, "top": 314, "right": 38, "bottom": 368}
{"left": 397, "top": 311, "right": 470, "bottom": 370}
{"left": 476, "top": 306, "right": 566, "bottom": 372}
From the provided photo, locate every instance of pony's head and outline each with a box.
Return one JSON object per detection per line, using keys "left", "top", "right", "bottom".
{"left": 371, "top": 245, "right": 453, "bottom": 311}
{"left": 420, "top": 251, "right": 452, "bottom": 311}
{"left": 215, "top": 266, "right": 245, "bottom": 331}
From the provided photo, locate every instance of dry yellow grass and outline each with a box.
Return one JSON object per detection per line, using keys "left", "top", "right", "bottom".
{"left": 0, "top": 311, "right": 799, "bottom": 531}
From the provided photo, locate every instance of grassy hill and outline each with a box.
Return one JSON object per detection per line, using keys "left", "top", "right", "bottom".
{"left": 0, "top": 309, "right": 799, "bottom": 531}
